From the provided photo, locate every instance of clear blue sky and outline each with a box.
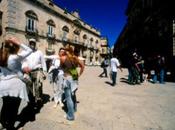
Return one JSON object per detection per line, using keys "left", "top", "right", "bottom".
{"left": 54, "top": 0, "right": 128, "bottom": 47}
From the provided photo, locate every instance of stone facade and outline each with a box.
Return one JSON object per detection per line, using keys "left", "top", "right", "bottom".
{"left": 0, "top": 0, "right": 108, "bottom": 65}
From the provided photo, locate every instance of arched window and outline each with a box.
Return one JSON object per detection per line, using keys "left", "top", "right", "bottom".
{"left": 73, "top": 28, "right": 81, "bottom": 35}
{"left": 83, "top": 34, "right": 88, "bottom": 46}
{"left": 89, "top": 38, "right": 93, "bottom": 48}
{"left": 62, "top": 26, "right": 69, "bottom": 41}
{"left": 62, "top": 26, "right": 69, "bottom": 32}
{"left": 47, "top": 19, "right": 55, "bottom": 27}
{"left": 47, "top": 19, "right": 55, "bottom": 37}
{"left": 83, "top": 34, "right": 87, "bottom": 39}
{"left": 25, "top": 10, "right": 38, "bottom": 32}
{"left": 96, "top": 40, "right": 98, "bottom": 43}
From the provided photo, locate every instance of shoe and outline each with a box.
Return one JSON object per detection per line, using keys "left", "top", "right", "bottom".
{"left": 66, "top": 116, "right": 75, "bottom": 121}
{"left": 111, "top": 83, "right": 116, "bottom": 86}
{"left": 64, "top": 115, "right": 75, "bottom": 121}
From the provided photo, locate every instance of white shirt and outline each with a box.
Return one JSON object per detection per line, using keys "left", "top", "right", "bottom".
{"left": 0, "top": 67, "right": 29, "bottom": 102}
{"left": 44, "top": 55, "right": 64, "bottom": 75}
{"left": 22, "top": 50, "right": 47, "bottom": 72}
{"left": 7, "top": 44, "right": 32, "bottom": 79}
{"left": 110, "top": 57, "right": 120, "bottom": 72}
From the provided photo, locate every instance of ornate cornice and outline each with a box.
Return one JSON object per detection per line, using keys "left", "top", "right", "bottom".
{"left": 26, "top": 0, "right": 100, "bottom": 37}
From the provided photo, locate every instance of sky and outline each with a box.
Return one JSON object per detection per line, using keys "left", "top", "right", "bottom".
{"left": 54, "top": 0, "right": 129, "bottom": 47}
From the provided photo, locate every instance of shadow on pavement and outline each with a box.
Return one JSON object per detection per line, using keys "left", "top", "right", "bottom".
{"left": 15, "top": 94, "right": 50, "bottom": 129}
{"left": 105, "top": 81, "right": 113, "bottom": 86}
{"left": 120, "top": 78, "right": 131, "bottom": 85}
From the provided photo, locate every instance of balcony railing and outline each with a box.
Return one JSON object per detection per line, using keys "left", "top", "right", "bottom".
{"left": 25, "top": 26, "right": 38, "bottom": 36}
{"left": 47, "top": 33, "right": 56, "bottom": 40}
{"left": 45, "top": 48, "right": 55, "bottom": 55}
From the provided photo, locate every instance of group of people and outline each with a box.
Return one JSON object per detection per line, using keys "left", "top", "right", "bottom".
{"left": 127, "top": 50, "right": 166, "bottom": 85}
{"left": 0, "top": 37, "right": 84, "bottom": 130}
{"left": 99, "top": 50, "right": 166, "bottom": 86}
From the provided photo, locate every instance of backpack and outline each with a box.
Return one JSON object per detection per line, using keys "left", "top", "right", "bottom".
{"left": 101, "top": 60, "right": 108, "bottom": 68}
{"left": 100, "top": 61, "right": 105, "bottom": 68}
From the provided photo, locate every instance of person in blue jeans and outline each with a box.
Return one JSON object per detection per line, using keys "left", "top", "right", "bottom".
{"left": 110, "top": 54, "right": 122, "bottom": 86}
{"left": 62, "top": 76, "right": 75, "bottom": 120}
{"left": 59, "top": 47, "right": 84, "bottom": 120}
{"left": 153, "top": 54, "right": 165, "bottom": 84}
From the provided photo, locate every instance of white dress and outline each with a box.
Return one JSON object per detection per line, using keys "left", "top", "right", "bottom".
{"left": 0, "top": 67, "right": 29, "bottom": 102}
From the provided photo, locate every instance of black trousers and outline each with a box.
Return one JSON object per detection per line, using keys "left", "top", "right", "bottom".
{"left": 0, "top": 96, "right": 21, "bottom": 130}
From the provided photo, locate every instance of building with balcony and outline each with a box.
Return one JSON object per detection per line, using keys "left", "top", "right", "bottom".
{"left": 0, "top": 0, "right": 108, "bottom": 65}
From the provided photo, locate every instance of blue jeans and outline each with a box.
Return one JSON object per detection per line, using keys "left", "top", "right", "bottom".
{"left": 159, "top": 69, "right": 165, "bottom": 83}
{"left": 112, "top": 71, "right": 117, "bottom": 86}
{"left": 153, "top": 69, "right": 165, "bottom": 84}
{"left": 63, "top": 77, "right": 75, "bottom": 120}
{"left": 152, "top": 74, "right": 157, "bottom": 83}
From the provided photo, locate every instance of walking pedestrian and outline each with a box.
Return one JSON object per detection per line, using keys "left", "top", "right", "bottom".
{"left": 110, "top": 54, "right": 122, "bottom": 86}
{"left": 99, "top": 57, "right": 109, "bottom": 77}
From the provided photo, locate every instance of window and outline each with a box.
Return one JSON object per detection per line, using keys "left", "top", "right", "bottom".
{"left": 89, "top": 38, "right": 93, "bottom": 48}
{"left": 62, "top": 26, "right": 69, "bottom": 41}
{"left": 46, "top": 19, "right": 55, "bottom": 38}
{"left": 62, "top": 31, "right": 67, "bottom": 41}
{"left": 27, "top": 18, "right": 35, "bottom": 32}
{"left": 25, "top": 10, "right": 38, "bottom": 32}
{"left": 48, "top": 25, "right": 53, "bottom": 36}
{"left": 74, "top": 36, "right": 79, "bottom": 43}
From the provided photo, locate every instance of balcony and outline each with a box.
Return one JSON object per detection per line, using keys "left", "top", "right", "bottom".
{"left": 47, "top": 33, "right": 56, "bottom": 40}
{"left": 82, "top": 51, "right": 87, "bottom": 57}
{"left": 25, "top": 26, "right": 38, "bottom": 36}
{"left": 45, "top": 48, "right": 55, "bottom": 55}
{"left": 62, "top": 37, "right": 68, "bottom": 41}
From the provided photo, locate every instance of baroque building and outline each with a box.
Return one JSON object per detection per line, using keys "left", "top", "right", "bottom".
{"left": 114, "top": 0, "right": 175, "bottom": 81}
{"left": 0, "top": 0, "right": 108, "bottom": 65}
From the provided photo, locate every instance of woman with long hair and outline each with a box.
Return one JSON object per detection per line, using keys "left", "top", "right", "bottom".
{"left": 60, "top": 46, "right": 84, "bottom": 121}
{"left": 0, "top": 37, "right": 31, "bottom": 130}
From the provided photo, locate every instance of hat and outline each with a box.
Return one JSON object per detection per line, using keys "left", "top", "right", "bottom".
{"left": 29, "top": 38, "right": 36, "bottom": 43}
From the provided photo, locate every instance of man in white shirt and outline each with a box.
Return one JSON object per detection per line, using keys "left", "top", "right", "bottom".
{"left": 22, "top": 38, "right": 47, "bottom": 106}
{"left": 110, "top": 54, "right": 122, "bottom": 86}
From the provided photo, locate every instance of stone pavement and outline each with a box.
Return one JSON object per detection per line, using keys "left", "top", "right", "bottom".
{"left": 1, "top": 66, "right": 175, "bottom": 130}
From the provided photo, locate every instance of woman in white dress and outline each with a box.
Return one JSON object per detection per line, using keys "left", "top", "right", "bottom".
{"left": 0, "top": 37, "right": 31, "bottom": 130}
{"left": 45, "top": 51, "right": 64, "bottom": 108}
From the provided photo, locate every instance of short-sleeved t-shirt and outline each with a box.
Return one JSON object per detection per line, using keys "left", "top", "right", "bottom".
{"left": 110, "top": 58, "right": 120, "bottom": 72}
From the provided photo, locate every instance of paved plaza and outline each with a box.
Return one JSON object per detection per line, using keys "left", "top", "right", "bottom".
{"left": 1, "top": 66, "right": 175, "bottom": 130}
